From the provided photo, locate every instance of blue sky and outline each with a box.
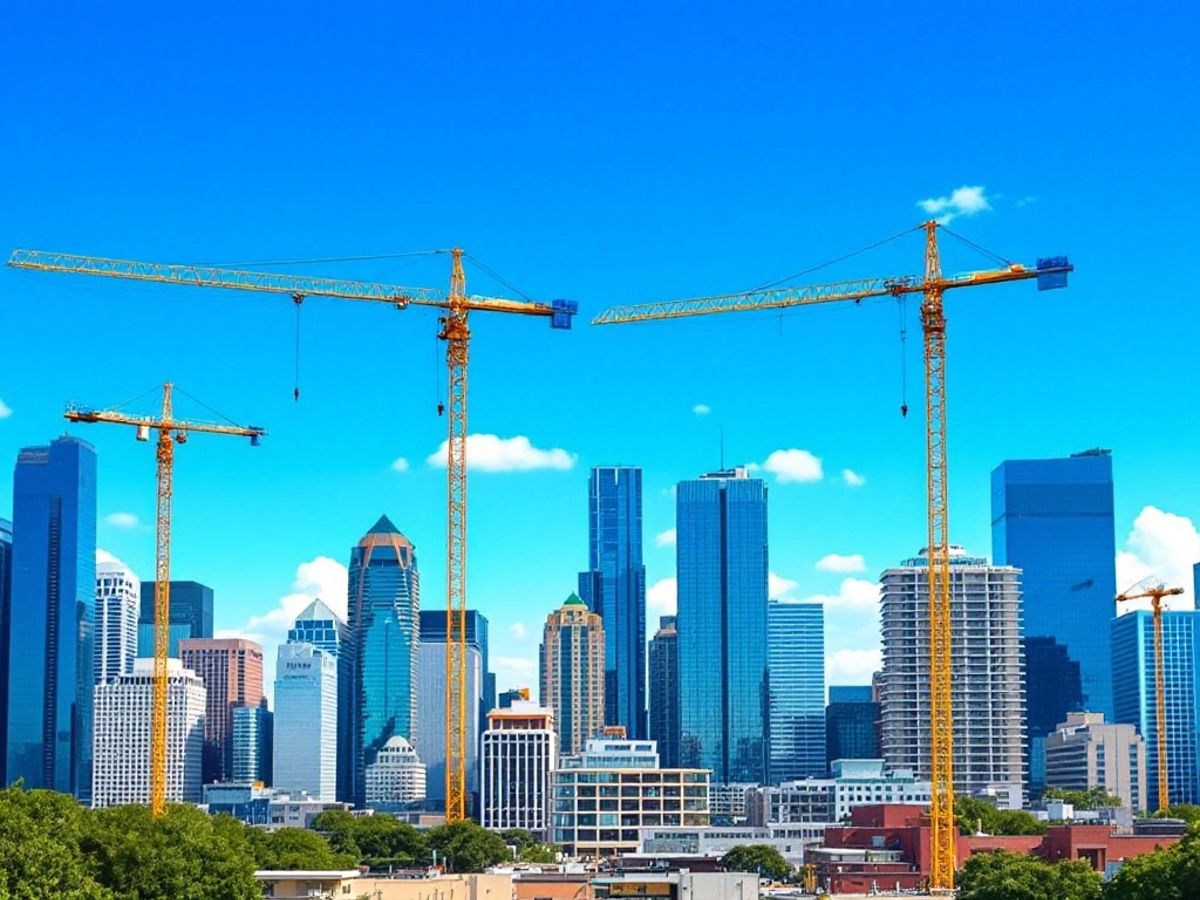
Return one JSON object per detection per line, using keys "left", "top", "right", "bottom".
{"left": 2, "top": 3, "right": 1198, "bottom": 697}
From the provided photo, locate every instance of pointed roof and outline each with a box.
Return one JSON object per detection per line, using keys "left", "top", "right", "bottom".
{"left": 357, "top": 514, "right": 414, "bottom": 552}
{"left": 563, "top": 592, "right": 587, "bottom": 608}
{"left": 369, "top": 514, "right": 401, "bottom": 535}
{"left": 294, "top": 597, "right": 343, "bottom": 625}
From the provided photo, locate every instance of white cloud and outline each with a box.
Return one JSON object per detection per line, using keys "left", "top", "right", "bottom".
{"left": 1115, "top": 506, "right": 1200, "bottom": 612}
{"left": 826, "top": 648, "right": 883, "bottom": 685}
{"left": 104, "top": 512, "right": 140, "bottom": 529}
{"left": 655, "top": 528, "right": 677, "bottom": 548}
{"left": 917, "top": 185, "right": 992, "bottom": 225}
{"left": 96, "top": 548, "right": 138, "bottom": 580}
{"left": 492, "top": 655, "right": 538, "bottom": 700}
{"left": 693, "top": 404, "right": 712, "bottom": 416}
{"left": 769, "top": 571, "right": 799, "bottom": 600}
{"left": 224, "top": 556, "right": 349, "bottom": 650}
{"left": 391, "top": 457, "right": 411, "bottom": 473}
{"left": 648, "top": 577, "right": 677, "bottom": 616}
{"left": 508, "top": 622, "right": 528, "bottom": 640}
{"left": 842, "top": 469, "right": 866, "bottom": 488}
{"left": 816, "top": 553, "right": 867, "bottom": 574}
{"left": 426, "top": 433, "right": 576, "bottom": 472}
{"left": 806, "top": 577, "right": 881, "bottom": 612}
{"left": 761, "top": 448, "right": 823, "bottom": 484}
{"left": 0, "top": 397, "right": 11, "bottom": 419}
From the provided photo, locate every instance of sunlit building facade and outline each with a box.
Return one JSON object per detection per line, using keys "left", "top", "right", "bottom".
{"left": 541, "top": 594, "right": 605, "bottom": 756}
{"left": 96, "top": 560, "right": 139, "bottom": 683}
{"left": 768, "top": 599, "right": 825, "bottom": 782}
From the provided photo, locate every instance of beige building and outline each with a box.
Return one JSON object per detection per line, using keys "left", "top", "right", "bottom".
{"left": 1044, "top": 712, "right": 1147, "bottom": 811}
{"left": 254, "top": 871, "right": 510, "bottom": 900}
{"left": 540, "top": 594, "right": 605, "bottom": 756}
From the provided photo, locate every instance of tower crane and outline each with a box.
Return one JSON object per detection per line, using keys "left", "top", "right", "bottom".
{"left": 11, "top": 247, "right": 577, "bottom": 822}
{"left": 1115, "top": 581, "right": 1184, "bottom": 812}
{"left": 593, "top": 220, "right": 1073, "bottom": 892}
{"left": 64, "top": 382, "right": 264, "bottom": 816}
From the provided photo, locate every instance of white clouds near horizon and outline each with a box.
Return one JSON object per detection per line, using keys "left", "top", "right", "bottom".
{"left": 1116, "top": 506, "right": 1200, "bottom": 612}
{"left": 426, "top": 434, "right": 575, "bottom": 472}
{"left": 917, "top": 185, "right": 991, "bottom": 224}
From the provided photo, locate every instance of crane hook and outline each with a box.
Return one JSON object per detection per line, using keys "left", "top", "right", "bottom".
{"left": 292, "top": 293, "right": 305, "bottom": 402}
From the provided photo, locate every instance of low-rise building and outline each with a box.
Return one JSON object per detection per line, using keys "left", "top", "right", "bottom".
{"left": 748, "top": 759, "right": 931, "bottom": 825}
{"left": 202, "top": 782, "right": 351, "bottom": 828}
{"left": 592, "top": 871, "right": 758, "bottom": 900}
{"left": 708, "top": 783, "right": 757, "bottom": 824}
{"left": 365, "top": 735, "right": 426, "bottom": 806}
{"left": 254, "top": 871, "right": 511, "bottom": 900}
{"left": 636, "top": 824, "right": 816, "bottom": 867}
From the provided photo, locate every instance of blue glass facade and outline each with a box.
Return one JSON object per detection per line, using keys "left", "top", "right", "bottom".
{"left": 676, "top": 469, "right": 768, "bottom": 784}
{"left": 648, "top": 615, "right": 679, "bottom": 767}
{"left": 288, "top": 598, "right": 352, "bottom": 803}
{"left": 1112, "top": 611, "right": 1200, "bottom": 806}
{"left": 578, "top": 467, "right": 646, "bottom": 738}
{"left": 6, "top": 437, "right": 96, "bottom": 799}
{"left": 347, "top": 515, "right": 419, "bottom": 806}
{"left": 137, "top": 580, "right": 213, "bottom": 658}
{"left": 826, "top": 685, "right": 881, "bottom": 770}
{"left": 991, "top": 451, "right": 1117, "bottom": 742}
{"left": 768, "top": 600, "right": 825, "bottom": 781}
{"left": 0, "top": 518, "right": 11, "bottom": 785}
{"left": 419, "top": 608, "right": 494, "bottom": 736}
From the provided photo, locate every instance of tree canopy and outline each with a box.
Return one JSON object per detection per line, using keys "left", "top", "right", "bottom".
{"left": 956, "top": 797, "right": 1046, "bottom": 836}
{"left": 426, "top": 820, "right": 511, "bottom": 873}
{"left": 1104, "top": 830, "right": 1200, "bottom": 899}
{"left": 719, "top": 845, "right": 792, "bottom": 882}
{"left": 312, "top": 810, "right": 426, "bottom": 868}
{"left": 1041, "top": 787, "right": 1125, "bottom": 810}
{"left": 958, "top": 851, "right": 1101, "bottom": 900}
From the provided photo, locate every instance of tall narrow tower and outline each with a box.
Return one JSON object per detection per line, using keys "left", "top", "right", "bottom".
{"left": 540, "top": 594, "right": 605, "bottom": 755}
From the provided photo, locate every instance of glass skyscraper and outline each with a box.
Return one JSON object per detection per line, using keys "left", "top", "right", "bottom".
{"left": 137, "top": 580, "right": 214, "bottom": 658}
{"left": 1112, "top": 610, "right": 1200, "bottom": 805}
{"left": 578, "top": 466, "right": 646, "bottom": 738}
{"left": 419, "top": 608, "right": 494, "bottom": 739}
{"left": 287, "top": 598, "right": 352, "bottom": 802}
{"left": 768, "top": 600, "right": 826, "bottom": 782}
{"left": 0, "top": 518, "right": 12, "bottom": 785}
{"left": 6, "top": 436, "right": 97, "bottom": 800}
{"left": 648, "top": 615, "right": 679, "bottom": 767}
{"left": 826, "top": 685, "right": 881, "bottom": 769}
{"left": 676, "top": 467, "right": 768, "bottom": 784}
{"left": 347, "top": 515, "right": 420, "bottom": 806}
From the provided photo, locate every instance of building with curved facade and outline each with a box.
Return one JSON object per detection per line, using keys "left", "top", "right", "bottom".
{"left": 365, "top": 735, "right": 426, "bottom": 805}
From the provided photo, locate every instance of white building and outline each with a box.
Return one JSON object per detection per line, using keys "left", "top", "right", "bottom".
{"left": 748, "top": 760, "right": 931, "bottom": 824}
{"left": 416, "top": 639, "right": 483, "bottom": 805}
{"left": 709, "top": 782, "right": 758, "bottom": 823}
{"left": 480, "top": 702, "right": 557, "bottom": 837}
{"left": 95, "top": 560, "right": 140, "bottom": 682}
{"left": 1045, "top": 712, "right": 1147, "bottom": 811}
{"left": 92, "top": 657, "right": 205, "bottom": 807}
{"left": 879, "top": 547, "right": 1026, "bottom": 808}
{"left": 273, "top": 642, "right": 337, "bottom": 801}
{"left": 365, "top": 736, "right": 426, "bottom": 805}
{"left": 637, "top": 824, "right": 816, "bottom": 866}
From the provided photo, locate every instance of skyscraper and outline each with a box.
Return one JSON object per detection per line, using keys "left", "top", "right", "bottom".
{"left": 96, "top": 560, "right": 139, "bottom": 683}
{"left": 648, "top": 615, "right": 680, "bottom": 767}
{"left": 992, "top": 450, "right": 1117, "bottom": 787}
{"left": 768, "top": 600, "right": 826, "bottom": 781}
{"left": 347, "top": 515, "right": 420, "bottom": 806}
{"left": 419, "top": 608, "right": 493, "bottom": 757}
{"left": 1112, "top": 610, "right": 1200, "bottom": 805}
{"left": 0, "top": 518, "right": 11, "bottom": 785}
{"left": 578, "top": 466, "right": 646, "bottom": 738}
{"left": 480, "top": 702, "right": 557, "bottom": 838}
{"left": 231, "top": 703, "right": 273, "bottom": 784}
{"left": 6, "top": 436, "right": 97, "bottom": 800}
{"left": 826, "top": 685, "right": 881, "bottom": 768}
{"left": 676, "top": 467, "right": 768, "bottom": 784}
{"left": 273, "top": 642, "right": 338, "bottom": 800}
{"left": 286, "top": 598, "right": 351, "bottom": 802}
{"left": 540, "top": 593, "right": 605, "bottom": 755}
{"left": 879, "top": 548, "right": 1026, "bottom": 807}
{"left": 137, "top": 581, "right": 214, "bottom": 658}
{"left": 180, "top": 638, "right": 265, "bottom": 784}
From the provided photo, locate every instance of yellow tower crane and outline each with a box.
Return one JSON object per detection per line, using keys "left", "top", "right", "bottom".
{"left": 64, "top": 382, "right": 264, "bottom": 816}
{"left": 593, "top": 221, "right": 1073, "bottom": 892}
{"left": 1115, "top": 581, "right": 1184, "bottom": 813}
{"left": 11, "top": 247, "right": 576, "bottom": 822}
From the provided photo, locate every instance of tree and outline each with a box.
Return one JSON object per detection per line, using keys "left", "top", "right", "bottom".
{"left": 426, "top": 821, "right": 510, "bottom": 873}
{"left": 312, "top": 811, "right": 426, "bottom": 868}
{"left": 1104, "top": 831, "right": 1200, "bottom": 899}
{"left": 956, "top": 797, "right": 1046, "bottom": 836}
{"left": 958, "top": 851, "right": 1101, "bottom": 900}
{"left": 500, "top": 829, "right": 537, "bottom": 851}
{"left": 1042, "top": 787, "right": 1123, "bottom": 809}
{"left": 0, "top": 786, "right": 111, "bottom": 899}
{"left": 255, "top": 828, "right": 358, "bottom": 870}
{"left": 519, "top": 844, "right": 559, "bottom": 864}
{"left": 719, "top": 845, "right": 792, "bottom": 882}
{"left": 1154, "top": 804, "right": 1200, "bottom": 828}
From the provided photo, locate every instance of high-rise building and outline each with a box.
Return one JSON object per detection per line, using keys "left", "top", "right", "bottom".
{"left": 1112, "top": 610, "right": 1200, "bottom": 805}
{"left": 499, "top": 688, "right": 531, "bottom": 709}
{"left": 540, "top": 593, "right": 605, "bottom": 755}
{"left": 273, "top": 642, "right": 338, "bottom": 800}
{"left": 480, "top": 702, "right": 557, "bottom": 837}
{"left": 416, "top": 611, "right": 484, "bottom": 806}
{"left": 768, "top": 600, "right": 825, "bottom": 782}
{"left": 6, "top": 436, "right": 96, "bottom": 800}
{"left": 1044, "top": 712, "right": 1146, "bottom": 811}
{"left": 179, "top": 638, "right": 265, "bottom": 784}
{"left": 96, "top": 560, "right": 139, "bottom": 683}
{"left": 286, "top": 598, "right": 351, "bottom": 802}
{"left": 232, "top": 703, "right": 273, "bottom": 785}
{"left": 826, "top": 686, "right": 881, "bottom": 769}
{"left": 992, "top": 450, "right": 1117, "bottom": 789}
{"left": 648, "top": 615, "right": 680, "bottom": 767}
{"left": 347, "top": 515, "right": 420, "bottom": 806}
{"left": 365, "top": 736, "right": 426, "bottom": 806}
{"left": 677, "top": 467, "right": 768, "bottom": 784}
{"left": 578, "top": 466, "right": 646, "bottom": 739}
{"left": 137, "top": 581, "right": 213, "bottom": 658}
{"left": 92, "top": 658, "right": 205, "bottom": 807}
{"left": 0, "top": 518, "right": 11, "bottom": 785}
{"left": 879, "top": 548, "right": 1026, "bottom": 806}
{"left": 420, "top": 608, "right": 495, "bottom": 741}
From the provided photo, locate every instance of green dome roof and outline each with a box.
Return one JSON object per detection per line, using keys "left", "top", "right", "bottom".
{"left": 563, "top": 592, "right": 587, "bottom": 607}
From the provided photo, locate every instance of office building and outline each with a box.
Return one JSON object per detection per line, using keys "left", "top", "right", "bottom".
{"left": 0, "top": 518, "right": 11, "bottom": 784}
{"left": 768, "top": 600, "right": 826, "bottom": 782}
{"left": 878, "top": 548, "right": 1026, "bottom": 806}
{"left": 992, "top": 450, "right": 1117, "bottom": 790}
{"left": 416, "top": 616, "right": 483, "bottom": 805}
{"left": 92, "top": 658, "right": 205, "bottom": 807}
{"left": 347, "top": 515, "right": 420, "bottom": 806}
{"left": 648, "top": 615, "right": 680, "bottom": 767}
{"left": 180, "top": 638, "right": 265, "bottom": 784}
{"left": 232, "top": 703, "right": 273, "bottom": 785}
{"left": 709, "top": 782, "right": 757, "bottom": 824}
{"left": 540, "top": 593, "right": 605, "bottom": 756}
{"left": 1044, "top": 712, "right": 1146, "bottom": 811}
{"left": 749, "top": 759, "right": 932, "bottom": 825}
{"left": 676, "top": 467, "right": 768, "bottom": 784}
{"left": 480, "top": 702, "right": 557, "bottom": 837}
{"left": 499, "top": 688, "right": 530, "bottom": 709}
{"left": 137, "top": 581, "right": 213, "bottom": 658}
{"left": 6, "top": 436, "right": 96, "bottom": 800}
{"left": 1112, "top": 610, "right": 1200, "bottom": 805}
{"left": 826, "top": 686, "right": 881, "bottom": 769}
{"left": 420, "top": 608, "right": 495, "bottom": 741}
{"left": 287, "top": 598, "right": 351, "bottom": 802}
{"left": 273, "top": 642, "right": 338, "bottom": 801}
{"left": 96, "top": 560, "right": 139, "bottom": 683}
{"left": 365, "top": 736, "right": 426, "bottom": 806}
{"left": 578, "top": 466, "right": 646, "bottom": 739}
{"left": 551, "top": 739, "right": 710, "bottom": 858}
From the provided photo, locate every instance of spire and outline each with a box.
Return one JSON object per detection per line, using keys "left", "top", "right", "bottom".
{"left": 293, "top": 597, "right": 343, "bottom": 626}
{"left": 368, "top": 514, "right": 401, "bottom": 535}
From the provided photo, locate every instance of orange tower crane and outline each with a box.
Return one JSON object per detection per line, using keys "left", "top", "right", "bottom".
{"left": 64, "top": 382, "right": 264, "bottom": 816}
{"left": 593, "top": 221, "right": 1072, "bottom": 892}
{"left": 12, "top": 247, "right": 576, "bottom": 822}
{"left": 1115, "top": 581, "right": 1184, "bottom": 812}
